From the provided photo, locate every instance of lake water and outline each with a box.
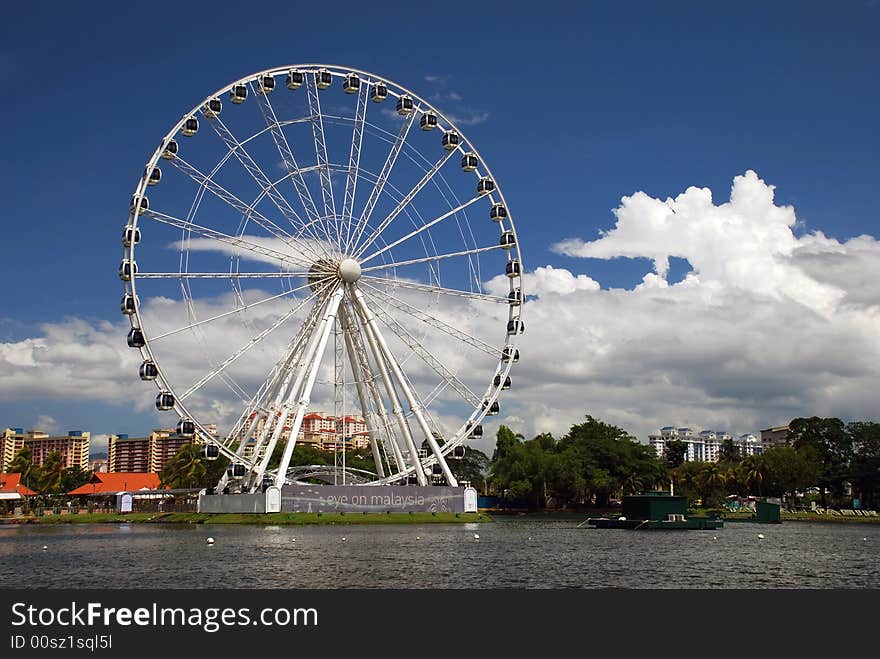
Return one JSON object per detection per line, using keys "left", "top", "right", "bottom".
{"left": 1, "top": 517, "right": 876, "bottom": 588}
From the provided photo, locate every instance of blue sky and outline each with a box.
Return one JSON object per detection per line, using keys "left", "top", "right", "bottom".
{"left": 1, "top": 1, "right": 878, "bottom": 449}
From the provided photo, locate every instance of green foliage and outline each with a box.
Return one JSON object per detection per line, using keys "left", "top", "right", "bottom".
{"left": 664, "top": 439, "right": 687, "bottom": 468}
{"left": 450, "top": 447, "right": 490, "bottom": 491}
{"left": 160, "top": 444, "right": 208, "bottom": 489}
{"left": 7, "top": 446, "right": 41, "bottom": 491}
{"left": 38, "top": 452, "right": 65, "bottom": 493}
{"left": 492, "top": 425, "right": 521, "bottom": 462}
{"left": 845, "top": 421, "right": 880, "bottom": 509}
{"left": 788, "top": 416, "right": 852, "bottom": 505}
{"left": 61, "top": 465, "right": 92, "bottom": 493}
{"left": 759, "top": 445, "right": 821, "bottom": 501}
{"left": 490, "top": 415, "right": 666, "bottom": 509}
{"left": 718, "top": 438, "right": 742, "bottom": 463}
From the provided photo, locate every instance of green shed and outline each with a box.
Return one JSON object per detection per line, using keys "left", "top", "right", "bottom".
{"left": 756, "top": 501, "right": 782, "bottom": 523}
{"left": 622, "top": 492, "right": 688, "bottom": 521}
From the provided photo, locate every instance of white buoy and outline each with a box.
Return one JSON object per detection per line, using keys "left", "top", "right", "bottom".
{"left": 473, "top": 533, "right": 480, "bottom": 540}
{"left": 291, "top": 538, "right": 296, "bottom": 543}
{"left": 713, "top": 536, "right": 717, "bottom": 540}
{"left": 42, "top": 545, "right": 48, "bottom": 551}
{"left": 528, "top": 537, "right": 532, "bottom": 541}
{"left": 757, "top": 533, "right": 765, "bottom": 540}
{"left": 206, "top": 537, "right": 215, "bottom": 545}
{"left": 416, "top": 536, "right": 421, "bottom": 540}
{"left": 341, "top": 537, "right": 347, "bottom": 542}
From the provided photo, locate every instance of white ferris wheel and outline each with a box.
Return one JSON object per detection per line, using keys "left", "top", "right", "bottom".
{"left": 119, "top": 64, "right": 523, "bottom": 491}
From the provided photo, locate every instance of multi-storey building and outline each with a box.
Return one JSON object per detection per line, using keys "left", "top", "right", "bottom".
{"left": 648, "top": 426, "right": 761, "bottom": 462}
{"left": 1, "top": 428, "right": 89, "bottom": 472}
{"left": 239, "top": 412, "right": 370, "bottom": 456}
{"left": 760, "top": 425, "right": 791, "bottom": 447}
{"left": 108, "top": 434, "right": 151, "bottom": 473}
{"left": 108, "top": 429, "right": 195, "bottom": 474}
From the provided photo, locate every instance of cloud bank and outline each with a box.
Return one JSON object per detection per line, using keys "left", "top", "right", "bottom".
{"left": 3, "top": 171, "right": 879, "bottom": 453}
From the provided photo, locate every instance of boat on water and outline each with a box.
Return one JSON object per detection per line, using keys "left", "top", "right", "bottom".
{"left": 582, "top": 491, "right": 723, "bottom": 531}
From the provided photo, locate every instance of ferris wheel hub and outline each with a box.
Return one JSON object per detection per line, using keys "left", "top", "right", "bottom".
{"left": 338, "top": 258, "right": 362, "bottom": 283}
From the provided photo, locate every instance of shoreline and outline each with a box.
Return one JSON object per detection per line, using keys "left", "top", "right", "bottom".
{"left": 3, "top": 511, "right": 492, "bottom": 526}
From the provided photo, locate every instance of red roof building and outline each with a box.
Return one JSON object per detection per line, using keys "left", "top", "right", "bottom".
{"left": 0, "top": 472, "right": 37, "bottom": 498}
{"left": 67, "top": 472, "right": 161, "bottom": 496}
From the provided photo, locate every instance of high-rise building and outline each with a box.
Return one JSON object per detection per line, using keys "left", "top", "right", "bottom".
{"left": 108, "top": 429, "right": 196, "bottom": 474}
{"left": 648, "top": 426, "right": 762, "bottom": 462}
{"left": 1, "top": 428, "right": 90, "bottom": 472}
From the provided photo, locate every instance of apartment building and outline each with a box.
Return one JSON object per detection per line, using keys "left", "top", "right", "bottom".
{"left": 1, "top": 428, "right": 90, "bottom": 472}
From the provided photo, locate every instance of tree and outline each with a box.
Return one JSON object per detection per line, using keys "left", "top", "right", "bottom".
{"left": 760, "top": 446, "right": 821, "bottom": 504}
{"left": 696, "top": 463, "right": 726, "bottom": 507}
{"left": 160, "top": 444, "right": 207, "bottom": 489}
{"left": 38, "top": 452, "right": 65, "bottom": 494}
{"left": 492, "top": 425, "right": 521, "bottom": 462}
{"left": 847, "top": 421, "right": 880, "bottom": 510}
{"left": 741, "top": 456, "right": 764, "bottom": 496}
{"left": 556, "top": 416, "right": 666, "bottom": 507}
{"left": 7, "top": 447, "right": 41, "bottom": 493}
{"left": 450, "top": 448, "right": 490, "bottom": 493}
{"left": 672, "top": 461, "right": 703, "bottom": 505}
{"left": 718, "top": 438, "right": 741, "bottom": 463}
{"left": 61, "top": 466, "right": 92, "bottom": 493}
{"left": 788, "top": 417, "right": 852, "bottom": 507}
{"left": 664, "top": 439, "right": 687, "bottom": 468}
{"left": 490, "top": 436, "right": 551, "bottom": 508}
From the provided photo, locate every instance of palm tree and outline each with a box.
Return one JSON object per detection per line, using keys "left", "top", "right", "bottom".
{"left": 39, "top": 452, "right": 65, "bottom": 494}
{"left": 697, "top": 463, "right": 726, "bottom": 507}
{"left": 622, "top": 472, "right": 644, "bottom": 496}
{"left": 160, "top": 444, "right": 207, "bottom": 489}
{"left": 7, "top": 447, "right": 39, "bottom": 492}
{"left": 742, "top": 457, "right": 764, "bottom": 496}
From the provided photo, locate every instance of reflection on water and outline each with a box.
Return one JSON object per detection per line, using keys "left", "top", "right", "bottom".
{"left": 0, "top": 518, "right": 876, "bottom": 589}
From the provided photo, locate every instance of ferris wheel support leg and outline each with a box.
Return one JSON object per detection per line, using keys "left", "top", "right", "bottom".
{"left": 251, "top": 288, "right": 339, "bottom": 489}
{"left": 274, "top": 286, "right": 346, "bottom": 486}
{"left": 243, "top": 310, "right": 325, "bottom": 489}
{"left": 350, "top": 314, "right": 408, "bottom": 476}
{"left": 352, "top": 287, "right": 458, "bottom": 487}
{"left": 353, "top": 290, "right": 427, "bottom": 486}
{"left": 340, "top": 305, "right": 385, "bottom": 478}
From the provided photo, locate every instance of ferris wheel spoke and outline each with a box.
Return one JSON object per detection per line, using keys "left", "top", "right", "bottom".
{"left": 136, "top": 271, "right": 311, "bottom": 279}
{"left": 348, "top": 113, "right": 416, "bottom": 252}
{"left": 177, "top": 281, "right": 332, "bottom": 402}
{"left": 305, "top": 73, "right": 338, "bottom": 242}
{"left": 244, "top": 87, "right": 333, "bottom": 251}
{"left": 359, "top": 283, "right": 499, "bottom": 357}
{"left": 359, "top": 275, "right": 508, "bottom": 304}
{"left": 341, "top": 84, "right": 369, "bottom": 255}
{"left": 360, "top": 244, "right": 505, "bottom": 274}
{"left": 168, "top": 155, "right": 309, "bottom": 250}
{"left": 205, "top": 112, "right": 328, "bottom": 259}
{"left": 358, "top": 195, "right": 484, "bottom": 265}
{"left": 144, "top": 209, "right": 310, "bottom": 269}
{"left": 366, "top": 296, "right": 482, "bottom": 408}
{"left": 351, "top": 286, "right": 458, "bottom": 487}
{"left": 352, "top": 149, "right": 458, "bottom": 260}
{"left": 149, "top": 280, "right": 316, "bottom": 342}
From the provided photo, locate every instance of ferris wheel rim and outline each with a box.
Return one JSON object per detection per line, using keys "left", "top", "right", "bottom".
{"left": 121, "top": 63, "right": 524, "bottom": 484}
